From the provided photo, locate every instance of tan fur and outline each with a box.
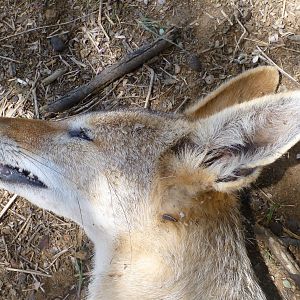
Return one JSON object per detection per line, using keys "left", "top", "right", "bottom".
{"left": 0, "top": 67, "right": 299, "bottom": 300}
{"left": 185, "top": 66, "right": 279, "bottom": 119}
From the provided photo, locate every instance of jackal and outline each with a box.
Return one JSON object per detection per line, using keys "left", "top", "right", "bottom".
{"left": 0, "top": 66, "right": 299, "bottom": 299}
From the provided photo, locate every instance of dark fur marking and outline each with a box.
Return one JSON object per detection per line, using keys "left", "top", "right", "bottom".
{"left": 170, "top": 137, "right": 198, "bottom": 156}
{"left": 162, "top": 214, "right": 178, "bottom": 222}
{"left": 216, "top": 167, "right": 257, "bottom": 183}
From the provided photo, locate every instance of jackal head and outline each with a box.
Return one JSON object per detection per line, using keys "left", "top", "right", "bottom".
{"left": 0, "top": 67, "right": 299, "bottom": 242}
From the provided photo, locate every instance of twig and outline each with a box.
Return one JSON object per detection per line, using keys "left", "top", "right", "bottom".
{"left": 42, "top": 68, "right": 68, "bottom": 86}
{"left": 283, "top": 227, "right": 300, "bottom": 241}
{"left": 174, "top": 96, "right": 189, "bottom": 113}
{"left": 47, "top": 31, "right": 69, "bottom": 39}
{"left": 46, "top": 248, "right": 71, "bottom": 269}
{"left": 85, "top": 29, "right": 103, "bottom": 54}
{"left": 0, "top": 55, "right": 22, "bottom": 63}
{"left": 137, "top": 21, "right": 187, "bottom": 53}
{"left": 32, "top": 87, "right": 39, "bottom": 119}
{"left": 6, "top": 267, "right": 52, "bottom": 278}
{"left": 232, "top": 16, "right": 247, "bottom": 61}
{"left": 12, "top": 215, "right": 31, "bottom": 243}
{"left": 0, "top": 11, "right": 97, "bottom": 42}
{"left": 281, "top": 0, "right": 287, "bottom": 18}
{"left": 99, "top": 23, "right": 110, "bottom": 41}
{"left": 255, "top": 225, "right": 300, "bottom": 288}
{"left": 144, "top": 67, "right": 155, "bottom": 108}
{"left": 41, "top": 29, "right": 178, "bottom": 114}
{"left": 98, "top": 0, "right": 103, "bottom": 24}
{"left": 281, "top": 237, "right": 300, "bottom": 247}
{"left": 97, "top": 0, "right": 109, "bottom": 41}
{"left": 0, "top": 194, "right": 18, "bottom": 221}
{"left": 221, "top": 9, "right": 233, "bottom": 26}
{"left": 256, "top": 46, "right": 300, "bottom": 86}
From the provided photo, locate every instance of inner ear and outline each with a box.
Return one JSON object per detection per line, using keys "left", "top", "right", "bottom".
{"left": 185, "top": 66, "right": 279, "bottom": 119}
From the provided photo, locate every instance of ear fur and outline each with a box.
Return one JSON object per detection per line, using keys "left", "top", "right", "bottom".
{"left": 193, "top": 91, "right": 300, "bottom": 192}
{"left": 162, "top": 91, "right": 299, "bottom": 196}
{"left": 185, "top": 66, "right": 280, "bottom": 119}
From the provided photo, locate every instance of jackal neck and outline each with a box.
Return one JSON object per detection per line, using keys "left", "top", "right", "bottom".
{"left": 90, "top": 195, "right": 265, "bottom": 300}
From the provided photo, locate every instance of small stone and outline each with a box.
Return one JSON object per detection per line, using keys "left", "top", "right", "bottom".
{"left": 50, "top": 36, "right": 66, "bottom": 52}
{"left": 174, "top": 64, "right": 181, "bottom": 74}
{"left": 227, "top": 47, "right": 233, "bottom": 54}
{"left": 236, "top": 53, "right": 248, "bottom": 64}
{"left": 252, "top": 55, "right": 259, "bottom": 64}
{"left": 205, "top": 74, "right": 215, "bottom": 85}
{"left": 45, "top": 8, "right": 57, "bottom": 20}
{"left": 157, "top": 0, "right": 165, "bottom": 5}
{"left": 278, "top": 84, "right": 288, "bottom": 93}
{"left": 16, "top": 78, "right": 28, "bottom": 86}
{"left": 269, "top": 221, "right": 283, "bottom": 236}
{"left": 159, "top": 28, "right": 165, "bottom": 35}
{"left": 282, "top": 279, "right": 292, "bottom": 289}
{"left": 187, "top": 54, "right": 202, "bottom": 72}
{"left": 269, "top": 33, "right": 279, "bottom": 44}
{"left": 287, "top": 34, "right": 300, "bottom": 42}
{"left": 10, "top": 95, "right": 19, "bottom": 103}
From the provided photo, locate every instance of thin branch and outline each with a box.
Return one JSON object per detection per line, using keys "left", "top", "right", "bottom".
{"left": 0, "top": 11, "right": 97, "bottom": 42}
{"left": 257, "top": 46, "right": 300, "bottom": 86}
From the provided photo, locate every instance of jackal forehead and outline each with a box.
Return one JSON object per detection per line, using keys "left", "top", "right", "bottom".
{"left": 85, "top": 110, "right": 177, "bottom": 129}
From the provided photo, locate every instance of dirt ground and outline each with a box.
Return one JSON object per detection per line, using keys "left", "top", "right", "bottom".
{"left": 0, "top": 0, "right": 299, "bottom": 299}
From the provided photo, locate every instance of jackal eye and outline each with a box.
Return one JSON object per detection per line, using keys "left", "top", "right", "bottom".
{"left": 69, "top": 128, "right": 93, "bottom": 141}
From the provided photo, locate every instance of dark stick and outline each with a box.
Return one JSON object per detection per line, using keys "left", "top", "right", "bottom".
{"left": 41, "top": 29, "right": 178, "bottom": 114}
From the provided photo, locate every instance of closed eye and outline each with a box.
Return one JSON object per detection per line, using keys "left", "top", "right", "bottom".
{"left": 69, "top": 128, "right": 93, "bottom": 141}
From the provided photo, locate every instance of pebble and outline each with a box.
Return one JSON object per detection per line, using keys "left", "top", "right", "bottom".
{"left": 252, "top": 55, "right": 259, "bottom": 64}
{"left": 174, "top": 64, "right": 181, "bottom": 74}
{"left": 236, "top": 53, "right": 248, "bottom": 64}
{"left": 282, "top": 279, "right": 292, "bottom": 289}
{"left": 187, "top": 54, "right": 202, "bottom": 72}
{"left": 45, "top": 8, "right": 57, "bottom": 20}
{"left": 9, "top": 95, "right": 19, "bottom": 103}
{"left": 269, "top": 33, "right": 279, "bottom": 44}
{"left": 269, "top": 221, "right": 283, "bottom": 236}
{"left": 205, "top": 74, "right": 215, "bottom": 85}
{"left": 50, "top": 36, "right": 66, "bottom": 52}
{"left": 287, "top": 34, "right": 300, "bottom": 42}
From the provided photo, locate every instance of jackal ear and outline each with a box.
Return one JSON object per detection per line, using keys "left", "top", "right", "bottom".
{"left": 185, "top": 66, "right": 279, "bottom": 119}
{"left": 190, "top": 91, "right": 300, "bottom": 192}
